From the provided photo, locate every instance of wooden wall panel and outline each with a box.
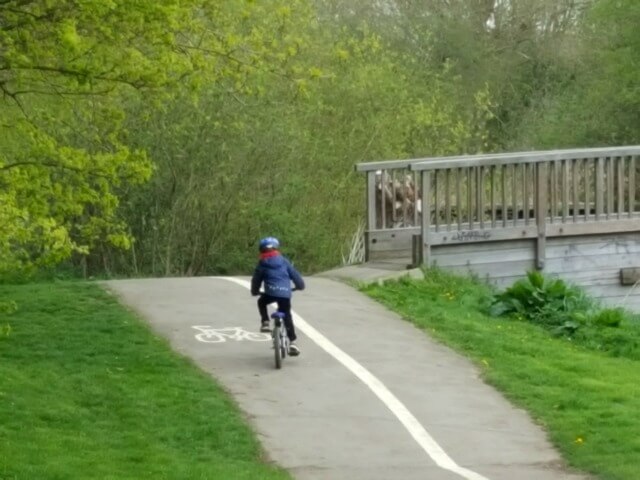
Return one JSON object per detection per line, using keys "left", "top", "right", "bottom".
{"left": 365, "top": 230, "right": 640, "bottom": 312}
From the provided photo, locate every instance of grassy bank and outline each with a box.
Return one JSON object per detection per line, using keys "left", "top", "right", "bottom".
{"left": 361, "top": 270, "right": 640, "bottom": 480}
{"left": 0, "top": 282, "right": 290, "bottom": 480}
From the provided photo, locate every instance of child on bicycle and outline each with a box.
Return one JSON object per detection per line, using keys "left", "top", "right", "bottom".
{"left": 251, "top": 236, "right": 305, "bottom": 356}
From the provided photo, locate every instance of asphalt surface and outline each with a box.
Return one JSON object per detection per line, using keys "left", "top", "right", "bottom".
{"left": 105, "top": 275, "right": 591, "bottom": 480}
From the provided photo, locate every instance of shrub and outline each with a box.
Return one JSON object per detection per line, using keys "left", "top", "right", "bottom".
{"left": 590, "top": 307, "right": 625, "bottom": 328}
{"left": 489, "top": 270, "right": 593, "bottom": 328}
{"left": 489, "top": 271, "right": 640, "bottom": 360}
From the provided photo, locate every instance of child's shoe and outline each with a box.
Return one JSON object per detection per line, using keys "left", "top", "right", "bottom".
{"left": 260, "top": 321, "right": 271, "bottom": 333}
{"left": 288, "top": 343, "right": 300, "bottom": 356}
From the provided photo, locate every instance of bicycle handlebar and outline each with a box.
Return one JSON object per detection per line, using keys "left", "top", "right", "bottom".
{"left": 257, "top": 287, "right": 301, "bottom": 295}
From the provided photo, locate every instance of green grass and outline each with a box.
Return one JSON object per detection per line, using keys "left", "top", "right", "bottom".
{"left": 0, "top": 281, "right": 291, "bottom": 480}
{"left": 361, "top": 270, "right": 640, "bottom": 480}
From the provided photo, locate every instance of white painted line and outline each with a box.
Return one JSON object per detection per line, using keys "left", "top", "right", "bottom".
{"left": 218, "top": 277, "right": 491, "bottom": 480}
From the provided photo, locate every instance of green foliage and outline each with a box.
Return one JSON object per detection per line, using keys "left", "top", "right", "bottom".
{"left": 0, "top": 299, "right": 17, "bottom": 315}
{"left": 489, "top": 271, "right": 594, "bottom": 329}
{"left": 490, "top": 271, "right": 640, "bottom": 360}
{"left": 591, "top": 307, "right": 625, "bottom": 328}
{"left": 511, "top": 0, "right": 640, "bottom": 148}
{"left": 94, "top": 7, "right": 493, "bottom": 277}
{"left": 0, "top": 115, "right": 152, "bottom": 277}
{"left": 0, "top": 0, "right": 317, "bottom": 279}
{"left": 3, "top": 0, "right": 637, "bottom": 279}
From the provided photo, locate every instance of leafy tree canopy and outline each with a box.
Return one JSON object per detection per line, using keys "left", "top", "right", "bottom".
{"left": 0, "top": 0, "right": 310, "bottom": 276}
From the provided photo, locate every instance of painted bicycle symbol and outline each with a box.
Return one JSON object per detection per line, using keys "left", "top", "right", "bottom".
{"left": 192, "top": 326, "right": 271, "bottom": 343}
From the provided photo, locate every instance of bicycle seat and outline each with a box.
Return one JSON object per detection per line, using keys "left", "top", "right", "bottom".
{"left": 271, "top": 312, "right": 286, "bottom": 319}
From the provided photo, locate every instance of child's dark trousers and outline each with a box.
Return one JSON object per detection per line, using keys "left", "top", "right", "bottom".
{"left": 257, "top": 294, "right": 297, "bottom": 341}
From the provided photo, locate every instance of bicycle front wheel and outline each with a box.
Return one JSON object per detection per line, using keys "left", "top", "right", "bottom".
{"left": 273, "top": 326, "right": 282, "bottom": 369}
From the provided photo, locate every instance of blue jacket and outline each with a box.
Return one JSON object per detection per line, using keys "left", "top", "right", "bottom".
{"left": 251, "top": 251, "right": 305, "bottom": 298}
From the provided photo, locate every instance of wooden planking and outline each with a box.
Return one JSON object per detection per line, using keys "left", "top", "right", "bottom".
{"left": 596, "top": 157, "right": 605, "bottom": 219}
{"left": 437, "top": 261, "right": 536, "bottom": 282}
{"left": 580, "top": 284, "right": 640, "bottom": 299}
{"left": 467, "top": 167, "right": 473, "bottom": 229}
{"left": 368, "top": 228, "right": 420, "bottom": 251}
{"left": 407, "top": 146, "right": 640, "bottom": 171}
{"left": 422, "top": 171, "right": 432, "bottom": 265}
{"left": 543, "top": 252, "right": 638, "bottom": 273}
{"left": 617, "top": 157, "right": 624, "bottom": 218}
{"left": 550, "top": 161, "right": 557, "bottom": 222}
{"left": 368, "top": 249, "right": 413, "bottom": 261}
{"left": 536, "top": 162, "right": 548, "bottom": 269}
{"left": 369, "top": 227, "right": 640, "bottom": 253}
{"left": 545, "top": 231, "right": 640, "bottom": 248}
{"left": 357, "top": 146, "right": 640, "bottom": 172}
{"left": 361, "top": 150, "right": 640, "bottom": 234}
{"left": 545, "top": 218, "right": 640, "bottom": 237}
{"left": 545, "top": 239, "right": 640, "bottom": 259}
{"left": 380, "top": 170, "right": 387, "bottom": 229}
{"left": 430, "top": 239, "right": 535, "bottom": 283}
{"left": 607, "top": 157, "right": 614, "bottom": 218}
{"left": 366, "top": 223, "right": 640, "bottom": 260}
{"left": 572, "top": 159, "right": 579, "bottom": 223}
{"left": 559, "top": 272, "right": 623, "bottom": 287}
{"left": 491, "top": 166, "right": 496, "bottom": 228}
{"left": 430, "top": 226, "right": 538, "bottom": 245}
{"left": 501, "top": 165, "right": 507, "bottom": 228}
{"left": 433, "top": 238, "right": 533, "bottom": 254}
{"left": 367, "top": 171, "right": 377, "bottom": 232}
{"left": 630, "top": 156, "right": 636, "bottom": 216}
{"left": 431, "top": 241, "right": 535, "bottom": 267}
{"left": 456, "top": 168, "right": 463, "bottom": 230}
{"left": 562, "top": 159, "right": 569, "bottom": 221}
{"left": 524, "top": 163, "right": 530, "bottom": 224}
{"left": 556, "top": 267, "right": 621, "bottom": 282}
{"left": 358, "top": 147, "right": 640, "bottom": 312}
{"left": 584, "top": 158, "right": 590, "bottom": 221}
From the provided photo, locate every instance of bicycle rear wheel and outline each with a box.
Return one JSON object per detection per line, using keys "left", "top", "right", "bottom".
{"left": 273, "top": 325, "right": 282, "bottom": 369}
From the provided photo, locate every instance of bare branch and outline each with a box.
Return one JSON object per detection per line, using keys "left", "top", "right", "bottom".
{"left": 11, "top": 87, "right": 115, "bottom": 97}
{"left": 3, "top": 65, "right": 149, "bottom": 89}
{"left": 0, "top": 161, "right": 110, "bottom": 179}
{"left": 0, "top": 81, "right": 29, "bottom": 117}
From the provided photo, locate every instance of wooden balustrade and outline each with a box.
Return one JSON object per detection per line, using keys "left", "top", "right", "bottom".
{"left": 357, "top": 146, "right": 640, "bottom": 267}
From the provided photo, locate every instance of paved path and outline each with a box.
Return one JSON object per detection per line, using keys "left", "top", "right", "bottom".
{"left": 105, "top": 276, "right": 590, "bottom": 480}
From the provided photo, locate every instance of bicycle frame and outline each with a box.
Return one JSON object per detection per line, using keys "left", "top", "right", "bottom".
{"left": 258, "top": 287, "right": 297, "bottom": 369}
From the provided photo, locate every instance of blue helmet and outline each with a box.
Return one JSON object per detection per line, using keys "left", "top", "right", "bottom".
{"left": 259, "top": 236, "right": 280, "bottom": 251}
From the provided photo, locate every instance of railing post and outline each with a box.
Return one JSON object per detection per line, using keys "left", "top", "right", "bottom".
{"left": 630, "top": 156, "right": 637, "bottom": 217}
{"left": 365, "top": 170, "right": 376, "bottom": 261}
{"left": 411, "top": 234, "right": 422, "bottom": 267}
{"left": 596, "top": 157, "right": 605, "bottom": 220}
{"left": 535, "top": 163, "right": 547, "bottom": 269}
{"left": 421, "top": 171, "right": 432, "bottom": 266}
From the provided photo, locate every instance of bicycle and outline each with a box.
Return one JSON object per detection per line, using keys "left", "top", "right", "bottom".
{"left": 261, "top": 287, "right": 298, "bottom": 369}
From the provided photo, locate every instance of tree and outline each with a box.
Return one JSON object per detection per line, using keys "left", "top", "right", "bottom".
{"left": 101, "top": 4, "right": 493, "bottom": 276}
{"left": 0, "top": 0, "right": 310, "bottom": 276}
{"left": 511, "top": 0, "right": 639, "bottom": 148}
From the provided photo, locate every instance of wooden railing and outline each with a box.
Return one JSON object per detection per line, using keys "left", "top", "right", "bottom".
{"left": 356, "top": 146, "right": 640, "bottom": 268}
